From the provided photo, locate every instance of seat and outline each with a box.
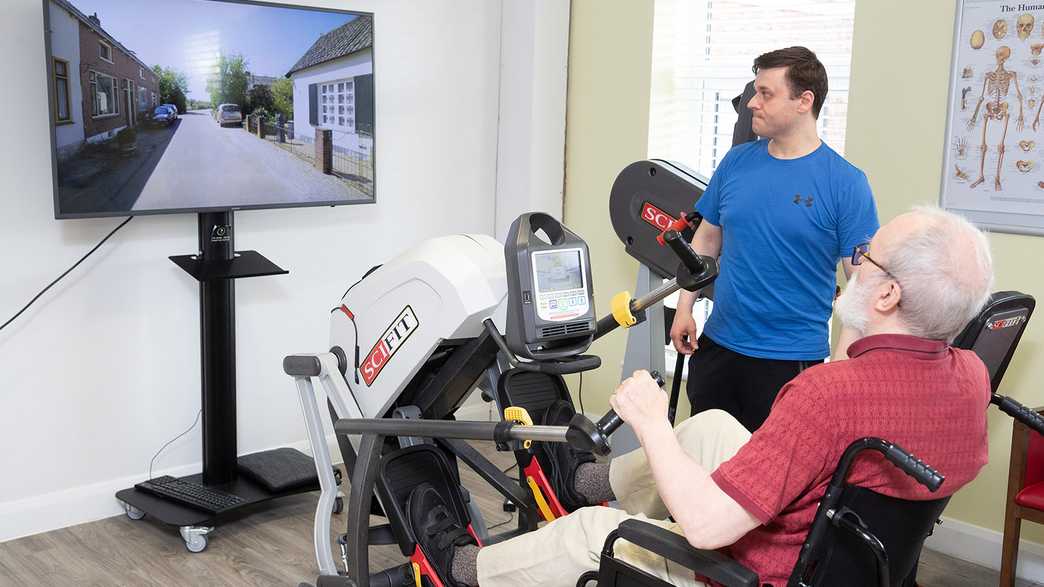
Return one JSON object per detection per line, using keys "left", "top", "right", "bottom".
{"left": 999, "top": 407, "right": 1044, "bottom": 586}
{"left": 584, "top": 437, "right": 947, "bottom": 587}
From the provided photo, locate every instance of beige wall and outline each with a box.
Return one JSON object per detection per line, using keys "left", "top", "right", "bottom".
{"left": 562, "top": 0, "right": 655, "bottom": 408}
{"left": 565, "top": 0, "right": 1044, "bottom": 545}
{"left": 847, "top": 0, "right": 1044, "bottom": 541}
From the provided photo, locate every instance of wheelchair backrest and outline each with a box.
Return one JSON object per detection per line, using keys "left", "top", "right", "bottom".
{"left": 951, "top": 291, "right": 1035, "bottom": 393}
{"left": 788, "top": 486, "right": 950, "bottom": 587}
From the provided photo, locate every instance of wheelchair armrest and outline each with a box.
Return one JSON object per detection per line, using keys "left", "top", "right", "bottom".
{"left": 616, "top": 519, "right": 759, "bottom": 587}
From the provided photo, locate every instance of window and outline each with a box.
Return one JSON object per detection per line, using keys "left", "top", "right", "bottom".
{"left": 138, "top": 86, "right": 147, "bottom": 110}
{"left": 90, "top": 71, "right": 119, "bottom": 117}
{"left": 648, "top": 0, "right": 856, "bottom": 175}
{"left": 320, "top": 79, "right": 355, "bottom": 130}
{"left": 99, "top": 40, "right": 112, "bottom": 63}
{"left": 152, "top": 92, "right": 156, "bottom": 107}
{"left": 139, "top": 67, "right": 144, "bottom": 80}
{"left": 53, "top": 58, "right": 71, "bottom": 123}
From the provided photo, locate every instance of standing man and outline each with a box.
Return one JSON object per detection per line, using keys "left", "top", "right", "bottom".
{"left": 671, "top": 46, "right": 879, "bottom": 431}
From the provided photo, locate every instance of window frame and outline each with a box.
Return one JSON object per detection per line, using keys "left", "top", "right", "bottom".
{"left": 319, "top": 78, "right": 356, "bottom": 132}
{"left": 98, "top": 40, "right": 113, "bottom": 64}
{"left": 53, "top": 57, "right": 72, "bottom": 124}
{"left": 90, "top": 70, "right": 120, "bottom": 119}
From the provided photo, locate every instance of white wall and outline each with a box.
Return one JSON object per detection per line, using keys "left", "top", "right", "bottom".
{"left": 0, "top": 0, "right": 567, "bottom": 542}
{"left": 48, "top": 1, "right": 83, "bottom": 157}
{"left": 493, "top": 0, "right": 571, "bottom": 239}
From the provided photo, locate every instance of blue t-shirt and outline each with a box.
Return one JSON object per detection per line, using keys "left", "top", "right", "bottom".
{"left": 695, "top": 139, "right": 879, "bottom": 360}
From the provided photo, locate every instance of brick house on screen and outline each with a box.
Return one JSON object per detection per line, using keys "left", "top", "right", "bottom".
{"left": 49, "top": 0, "right": 160, "bottom": 159}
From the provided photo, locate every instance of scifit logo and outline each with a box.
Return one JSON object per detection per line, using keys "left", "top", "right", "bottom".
{"left": 640, "top": 202, "right": 673, "bottom": 231}
{"left": 987, "top": 316, "right": 1026, "bottom": 331}
{"left": 361, "top": 306, "right": 419, "bottom": 386}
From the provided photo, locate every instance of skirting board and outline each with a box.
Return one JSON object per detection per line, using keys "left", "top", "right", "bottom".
{"left": 925, "top": 515, "right": 1044, "bottom": 582}
{"left": 0, "top": 402, "right": 495, "bottom": 544}
{"left": 0, "top": 437, "right": 316, "bottom": 544}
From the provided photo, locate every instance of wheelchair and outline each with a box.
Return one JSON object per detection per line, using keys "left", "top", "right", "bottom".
{"left": 584, "top": 437, "right": 946, "bottom": 587}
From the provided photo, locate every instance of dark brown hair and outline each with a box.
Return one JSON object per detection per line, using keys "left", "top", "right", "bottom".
{"left": 752, "top": 46, "right": 828, "bottom": 118}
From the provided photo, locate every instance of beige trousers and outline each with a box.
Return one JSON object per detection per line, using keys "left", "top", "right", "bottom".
{"left": 476, "top": 409, "right": 752, "bottom": 587}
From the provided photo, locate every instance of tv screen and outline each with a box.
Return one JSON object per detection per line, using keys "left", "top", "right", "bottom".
{"left": 43, "top": 0, "right": 375, "bottom": 218}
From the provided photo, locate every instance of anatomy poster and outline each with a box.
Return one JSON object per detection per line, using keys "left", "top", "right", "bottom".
{"left": 943, "top": 1, "right": 1044, "bottom": 235}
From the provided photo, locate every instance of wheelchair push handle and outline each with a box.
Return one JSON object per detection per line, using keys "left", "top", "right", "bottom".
{"left": 992, "top": 393, "right": 1044, "bottom": 437}
{"left": 884, "top": 444, "right": 944, "bottom": 492}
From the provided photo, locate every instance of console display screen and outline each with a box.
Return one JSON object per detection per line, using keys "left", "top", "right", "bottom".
{"left": 531, "top": 249, "right": 588, "bottom": 322}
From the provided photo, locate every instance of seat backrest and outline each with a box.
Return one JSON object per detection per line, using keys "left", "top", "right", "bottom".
{"left": 788, "top": 486, "right": 950, "bottom": 587}
{"left": 951, "top": 291, "right": 1035, "bottom": 393}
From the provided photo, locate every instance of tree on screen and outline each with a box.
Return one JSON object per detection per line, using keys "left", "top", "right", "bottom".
{"left": 207, "top": 54, "right": 249, "bottom": 109}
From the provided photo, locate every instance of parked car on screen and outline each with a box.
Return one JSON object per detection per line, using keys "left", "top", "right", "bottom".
{"left": 150, "top": 105, "right": 177, "bottom": 127}
{"left": 162, "top": 103, "right": 179, "bottom": 118}
{"left": 217, "top": 103, "right": 242, "bottom": 127}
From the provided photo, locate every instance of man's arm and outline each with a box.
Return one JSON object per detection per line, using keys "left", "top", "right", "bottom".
{"left": 610, "top": 372, "right": 760, "bottom": 550}
{"left": 640, "top": 422, "right": 761, "bottom": 549}
{"left": 675, "top": 220, "right": 723, "bottom": 314}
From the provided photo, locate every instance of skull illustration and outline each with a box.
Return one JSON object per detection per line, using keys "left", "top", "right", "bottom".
{"left": 994, "top": 19, "right": 1008, "bottom": 40}
{"left": 1018, "top": 14, "right": 1035, "bottom": 40}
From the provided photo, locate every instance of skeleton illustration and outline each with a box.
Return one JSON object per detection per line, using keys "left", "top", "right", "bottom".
{"left": 1017, "top": 160, "right": 1034, "bottom": 172}
{"left": 955, "top": 165, "right": 970, "bottom": 181}
{"left": 968, "top": 46, "right": 1024, "bottom": 190}
{"left": 1019, "top": 14, "right": 1035, "bottom": 40}
{"left": 972, "top": 29, "right": 986, "bottom": 49}
{"left": 1019, "top": 139, "right": 1036, "bottom": 151}
{"left": 994, "top": 19, "right": 1008, "bottom": 40}
{"left": 962, "top": 66, "right": 974, "bottom": 79}
{"left": 954, "top": 136, "right": 969, "bottom": 159}
{"left": 1033, "top": 43, "right": 1044, "bottom": 65}
{"left": 962, "top": 86, "right": 972, "bottom": 110}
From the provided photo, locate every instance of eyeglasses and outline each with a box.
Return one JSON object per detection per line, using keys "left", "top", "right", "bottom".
{"left": 851, "top": 243, "right": 900, "bottom": 284}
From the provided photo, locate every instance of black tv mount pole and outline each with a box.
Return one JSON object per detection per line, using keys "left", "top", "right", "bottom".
{"left": 115, "top": 210, "right": 324, "bottom": 553}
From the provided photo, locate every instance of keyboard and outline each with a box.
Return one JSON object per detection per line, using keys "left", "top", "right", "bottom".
{"left": 135, "top": 476, "right": 246, "bottom": 514}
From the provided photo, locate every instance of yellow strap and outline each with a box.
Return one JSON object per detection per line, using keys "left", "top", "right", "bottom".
{"left": 527, "top": 475, "right": 557, "bottom": 521}
{"left": 504, "top": 406, "right": 533, "bottom": 449}
{"left": 412, "top": 562, "right": 422, "bottom": 587}
{"left": 611, "top": 291, "right": 637, "bottom": 328}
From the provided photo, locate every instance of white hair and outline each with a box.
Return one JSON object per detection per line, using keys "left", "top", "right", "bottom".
{"left": 887, "top": 206, "right": 994, "bottom": 341}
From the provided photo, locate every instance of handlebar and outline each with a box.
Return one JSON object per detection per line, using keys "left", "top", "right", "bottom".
{"left": 992, "top": 394, "right": 1044, "bottom": 436}
{"left": 883, "top": 444, "right": 945, "bottom": 492}
{"left": 568, "top": 371, "right": 665, "bottom": 456}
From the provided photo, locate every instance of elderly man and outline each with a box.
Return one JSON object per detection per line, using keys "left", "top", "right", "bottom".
{"left": 409, "top": 206, "right": 994, "bottom": 587}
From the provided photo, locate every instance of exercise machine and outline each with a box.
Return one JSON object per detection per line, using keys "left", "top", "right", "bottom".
{"left": 286, "top": 206, "right": 716, "bottom": 586}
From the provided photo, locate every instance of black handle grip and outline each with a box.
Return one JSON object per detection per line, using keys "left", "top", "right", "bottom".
{"left": 593, "top": 370, "right": 666, "bottom": 439}
{"left": 884, "top": 445, "right": 945, "bottom": 492}
{"left": 663, "top": 230, "right": 706, "bottom": 275}
{"left": 993, "top": 394, "right": 1044, "bottom": 436}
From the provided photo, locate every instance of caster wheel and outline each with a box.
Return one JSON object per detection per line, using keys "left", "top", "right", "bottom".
{"left": 184, "top": 533, "right": 208, "bottom": 553}
{"left": 123, "top": 503, "right": 145, "bottom": 520}
{"left": 333, "top": 496, "right": 344, "bottom": 514}
{"left": 180, "top": 526, "right": 213, "bottom": 554}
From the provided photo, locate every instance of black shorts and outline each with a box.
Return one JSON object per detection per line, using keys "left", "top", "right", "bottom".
{"left": 685, "top": 334, "right": 822, "bottom": 432}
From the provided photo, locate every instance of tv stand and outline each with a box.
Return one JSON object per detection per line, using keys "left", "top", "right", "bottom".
{"left": 116, "top": 210, "right": 324, "bottom": 553}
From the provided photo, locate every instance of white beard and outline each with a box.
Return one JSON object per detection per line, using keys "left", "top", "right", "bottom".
{"left": 835, "top": 272, "right": 875, "bottom": 334}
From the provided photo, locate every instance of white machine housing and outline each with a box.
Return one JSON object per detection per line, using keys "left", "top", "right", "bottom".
{"left": 330, "top": 233, "right": 507, "bottom": 419}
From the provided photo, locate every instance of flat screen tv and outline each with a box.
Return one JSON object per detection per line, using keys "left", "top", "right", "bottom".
{"left": 43, "top": 0, "right": 375, "bottom": 219}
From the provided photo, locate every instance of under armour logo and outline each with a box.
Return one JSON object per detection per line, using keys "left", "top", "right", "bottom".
{"left": 793, "top": 194, "right": 814, "bottom": 207}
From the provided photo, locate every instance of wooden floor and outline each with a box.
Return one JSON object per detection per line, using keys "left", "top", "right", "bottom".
{"left": 0, "top": 443, "right": 1038, "bottom": 586}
